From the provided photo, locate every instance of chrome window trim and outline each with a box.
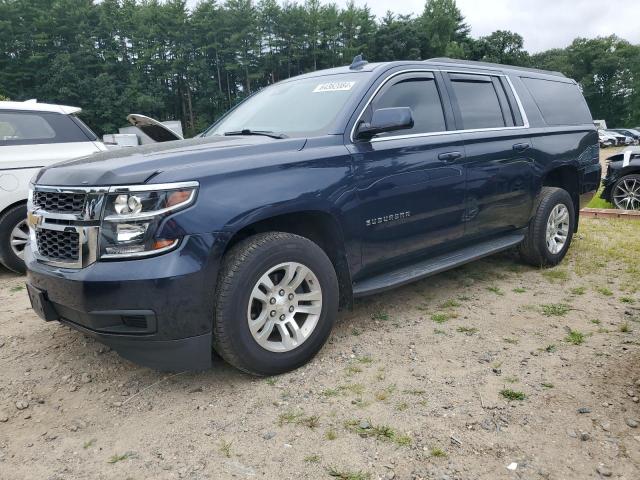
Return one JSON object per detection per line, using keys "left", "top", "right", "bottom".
{"left": 349, "top": 68, "right": 530, "bottom": 144}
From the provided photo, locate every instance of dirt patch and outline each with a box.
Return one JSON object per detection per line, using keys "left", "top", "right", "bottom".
{"left": 1, "top": 217, "right": 639, "bottom": 479}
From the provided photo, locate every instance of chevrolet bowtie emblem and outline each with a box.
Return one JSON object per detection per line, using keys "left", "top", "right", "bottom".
{"left": 27, "top": 211, "right": 43, "bottom": 228}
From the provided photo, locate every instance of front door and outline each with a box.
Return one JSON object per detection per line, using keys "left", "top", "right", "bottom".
{"left": 348, "top": 71, "right": 467, "bottom": 275}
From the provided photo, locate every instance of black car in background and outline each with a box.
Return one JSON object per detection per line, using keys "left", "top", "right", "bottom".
{"left": 601, "top": 147, "right": 640, "bottom": 210}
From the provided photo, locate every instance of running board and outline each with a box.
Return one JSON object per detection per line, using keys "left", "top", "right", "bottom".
{"left": 352, "top": 233, "right": 524, "bottom": 297}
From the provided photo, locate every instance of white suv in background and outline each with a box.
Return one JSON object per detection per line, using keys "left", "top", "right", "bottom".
{"left": 0, "top": 100, "right": 106, "bottom": 272}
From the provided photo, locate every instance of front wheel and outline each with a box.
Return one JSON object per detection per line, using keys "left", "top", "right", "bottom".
{"left": 612, "top": 174, "right": 640, "bottom": 211}
{"left": 519, "top": 187, "right": 575, "bottom": 267}
{"left": 0, "top": 204, "right": 28, "bottom": 274}
{"left": 213, "top": 232, "right": 339, "bottom": 376}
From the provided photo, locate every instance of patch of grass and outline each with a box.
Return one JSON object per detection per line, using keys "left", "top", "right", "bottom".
{"left": 345, "top": 364, "right": 363, "bottom": 375}
{"left": 621, "top": 296, "right": 636, "bottom": 304}
{"left": 325, "top": 429, "right": 338, "bottom": 440}
{"left": 83, "top": 439, "right": 97, "bottom": 449}
{"left": 300, "top": 415, "right": 320, "bottom": 429}
{"left": 322, "top": 388, "right": 339, "bottom": 397}
{"left": 570, "top": 286, "right": 586, "bottom": 295}
{"left": 374, "top": 385, "right": 396, "bottom": 402}
{"left": 434, "top": 328, "right": 446, "bottom": 335}
{"left": 544, "top": 344, "right": 557, "bottom": 353}
{"left": 10, "top": 285, "right": 24, "bottom": 292}
{"left": 108, "top": 452, "right": 134, "bottom": 464}
{"left": 371, "top": 311, "right": 389, "bottom": 322}
{"left": 541, "top": 382, "right": 554, "bottom": 389}
{"left": 356, "top": 355, "right": 373, "bottom": 364}
{"left": 486, "top": 285, "right": 504, "bottom": 296}
{"left": 265, "top": 377, "right": 277, "bottom": 386}
{"left": 431, "top": 312, "right": 456, "bottom": 323}
{"left": 344, "top": 420, "right": 410, "bottom": 446}
{"left": 430, "top": 447, "right": 447, "bottom": 458}
{"left": 503, "top": 337, "right": 518, "bottom": 345}
{"left": 351, "top": 328, "right": 361, "bottom": 336}
{"left": 396, "top": 402, "right": 408, "bottom": 411}
{"left": 500, "top": 389, "right": 526, "bottom": 401}
{"left": 591, "top": 319, "right": 601, "bottom": 325}
{"left": 339, "top": 384, "right": 365, "bottom": 396}
{"left": 619, "top": 322, "right": 631, "bottom": 333}
{"left": 597, "top": 327, "right": 610, "bottom": 333}
{"left": 457, "top": 326, "right": 478, "bottom": 335}
{"left": 219, "top": 440, "right": 232, "bottom": 458}
{"left": 458, "top": 294, "right": 472, "bottom": 301}
{"left": 403, "top": 388, "right": 426, "bottom": 395}
{"left": 327, "top": 467, "right": 370, "bottom": 480}
{"left": 278, "top": 410, "right": 303, "bottom": 426}
{"left": 304, "top": 454, "right": 321, "bottom": 463}
{"left": 542, "top": 269, "right": 569, "bottom": 282}
{"left": 565, "top": 329, "right": 585, "bottom": 345}
{"left": 596, "top": 286, "right": 614, "bottom": 297}
{"left": 512, "top": 287, "right": 526, "bottom": 293}
{"left": 541, "top": 303, "right": 571, "bottom": 317}
{"left": 439, "top": 298, "right": 461, "bottom": 309}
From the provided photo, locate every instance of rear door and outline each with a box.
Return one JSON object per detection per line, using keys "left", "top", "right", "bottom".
{"left": 443, "top": 72, "right": 534, "bottom": 238}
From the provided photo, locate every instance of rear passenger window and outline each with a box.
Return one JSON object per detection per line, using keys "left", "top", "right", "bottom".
{"left": 521, "top": 77, "right": 592, "bottom": 125}
{"left": 450, "top": 76, "right": 506, "bottom": 129}
{"left": 0, "top": 111, "right": 92, "bottom": 146}
{"left": 372, "top": 75, "right": 446, "bottom": 136}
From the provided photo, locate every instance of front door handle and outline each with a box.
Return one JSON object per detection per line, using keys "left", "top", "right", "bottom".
{"left": 513, "top": 143, "right": 530, "bottom": 152}
{"left": 438, "top": 151, "right": 464, "bottom": 163}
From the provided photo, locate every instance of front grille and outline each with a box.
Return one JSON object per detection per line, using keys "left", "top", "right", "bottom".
{"left": 36, "top": 229, "right": 80, "bottom": 261}
{"left": 33, "top": 191, "right": 86, "bottom": 213}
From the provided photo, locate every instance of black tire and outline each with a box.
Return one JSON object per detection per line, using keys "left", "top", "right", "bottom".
{"left": 519, "top": 187, "right": 575, "bottom": 267}
{"left": 213, "top": 232, "right": 339, "bottom": 376}
{"left": 611, "top": 174, "right": 640, "bottom": 211}
{"left": 0, "top": 204, "right": 28, "bottom": 274}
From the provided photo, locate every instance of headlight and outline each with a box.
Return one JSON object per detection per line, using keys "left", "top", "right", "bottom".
{"left": 100, "top": 182, "right": 198, "bottom": 259}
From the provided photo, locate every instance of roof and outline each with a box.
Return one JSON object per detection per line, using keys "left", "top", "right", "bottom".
{"left": 0, "top": 100, "right": 81, "bottom": 115}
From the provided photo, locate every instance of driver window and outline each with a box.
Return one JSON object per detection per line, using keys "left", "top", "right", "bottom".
{"left": 372, "top": 76, "right": 447, "bottom": 137}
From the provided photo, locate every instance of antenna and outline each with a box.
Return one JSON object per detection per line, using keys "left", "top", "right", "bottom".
{"left": 350, "top": 54, "right": 368, "bottom": 70}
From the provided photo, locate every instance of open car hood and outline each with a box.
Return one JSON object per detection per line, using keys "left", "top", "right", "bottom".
{"left": 127, "top": 114, "right": 184, "bottom": 142}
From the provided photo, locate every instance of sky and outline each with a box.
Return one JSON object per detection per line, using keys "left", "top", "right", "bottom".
{"left": 186, "top": 0, "right": 640, "bottom": 53}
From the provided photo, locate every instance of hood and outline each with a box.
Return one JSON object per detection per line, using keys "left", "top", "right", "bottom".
{"left": 35, "top": 135, "right": 307, "bottom": 186}
{"left": 126, "top": 114, "right": 183, "bottom": 142}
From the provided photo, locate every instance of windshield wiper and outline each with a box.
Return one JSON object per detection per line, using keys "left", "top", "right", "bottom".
{"left": 224, "top": 129, "right": 287, "bottom": 139}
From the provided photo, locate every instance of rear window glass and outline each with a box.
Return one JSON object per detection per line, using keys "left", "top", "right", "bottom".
{"left": 521, "top": 77, "right": 592, "bottom": 125}
{"left": 0, "top": 111, "right": 92, "bottom": 146}
{"left": 450, "top": 79, "right": 506, "bottom": 129}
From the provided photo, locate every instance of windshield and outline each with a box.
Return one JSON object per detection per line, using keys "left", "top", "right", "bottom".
{"left": 205, "top": 73, "right": 366, "bottom": 138}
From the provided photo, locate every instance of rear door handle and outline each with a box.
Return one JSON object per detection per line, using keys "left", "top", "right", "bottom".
{"left": 438, "top": 151, "right": 464, "bottom": 163}
{"left": 513, "top": 143, "right": 530, "bottom": 152}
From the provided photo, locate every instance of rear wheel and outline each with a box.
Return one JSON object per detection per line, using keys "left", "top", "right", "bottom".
{"left": 519, "top": 187, "right": 575, "bottom": 267}
{"left": 213, "top": 232, "right": 339, "bottom": 376}
{"left": 0, "top": 204, "right": 28, "bottom": 274}
{"left": 612, "top": 174, "right": 640, "bottom": 211}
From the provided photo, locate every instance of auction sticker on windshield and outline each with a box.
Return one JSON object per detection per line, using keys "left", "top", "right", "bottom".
{"left": 313, "top": 81, "right": 356, "bottom": 93}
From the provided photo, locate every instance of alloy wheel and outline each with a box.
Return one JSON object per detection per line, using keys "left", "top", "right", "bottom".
{"left": 10, "top": 219, "right": 29, "bottom": 260}
{"left": 545, "top": 204, "right": 570, "bottom": 254}
{"left": 613, "top": 177, "right": 640, "bottom": 210}
{"left": 247, "top": 262, "right": 322, "bottom": 353}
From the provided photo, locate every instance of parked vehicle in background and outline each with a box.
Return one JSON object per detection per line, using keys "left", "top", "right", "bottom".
{"left": 0, "top": 100, "right": 106, "bottom": 272}
{"left": 604, "top": 130, "right": 632, "bottom": 146}
{"left": 610, "top": 128, "right": 640, "bottom": 144}
{"left": 25, "top": 58, "right": 600, "bottom": 374}
{"left": 599, "top": 130, "right": 616, "bottom": 148}
{"left": 600, "top": 147, "right": 640, "bottom": 210}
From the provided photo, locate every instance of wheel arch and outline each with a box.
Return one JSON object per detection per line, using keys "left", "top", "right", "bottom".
{"left": 541, "top": 165, "right": 580, "bottom": 231}
{"left": 222, "top": 209, "right": 353, "bottom": 309}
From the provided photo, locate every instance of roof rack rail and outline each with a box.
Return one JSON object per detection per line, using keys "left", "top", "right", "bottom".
{"left": 425, "top": 58, "right": 566, "bottom": 78}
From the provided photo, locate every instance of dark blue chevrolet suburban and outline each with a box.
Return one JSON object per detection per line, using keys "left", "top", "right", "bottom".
{"left": 25, "top": 58, "right": 600, "bottom": 375}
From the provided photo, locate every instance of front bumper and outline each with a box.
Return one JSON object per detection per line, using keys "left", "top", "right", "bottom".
{"left": 26, "top": 232, "right": 229, "bottom": 371}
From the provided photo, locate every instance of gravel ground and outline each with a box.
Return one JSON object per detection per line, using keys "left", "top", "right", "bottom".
{"left": 1, "top": 217, "right": 639, "bottom": 480}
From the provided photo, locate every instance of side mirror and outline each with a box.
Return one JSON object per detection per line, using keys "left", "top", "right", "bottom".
{"left": 356, "top": 107, "right": 414, "bottom": 140}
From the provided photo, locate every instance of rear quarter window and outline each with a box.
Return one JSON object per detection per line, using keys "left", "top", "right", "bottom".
{"left": 0, "top": 111, "right": 93, "bottom": 146}
{"left": 521, "top": 77, "right": 592, "bottom": 126}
